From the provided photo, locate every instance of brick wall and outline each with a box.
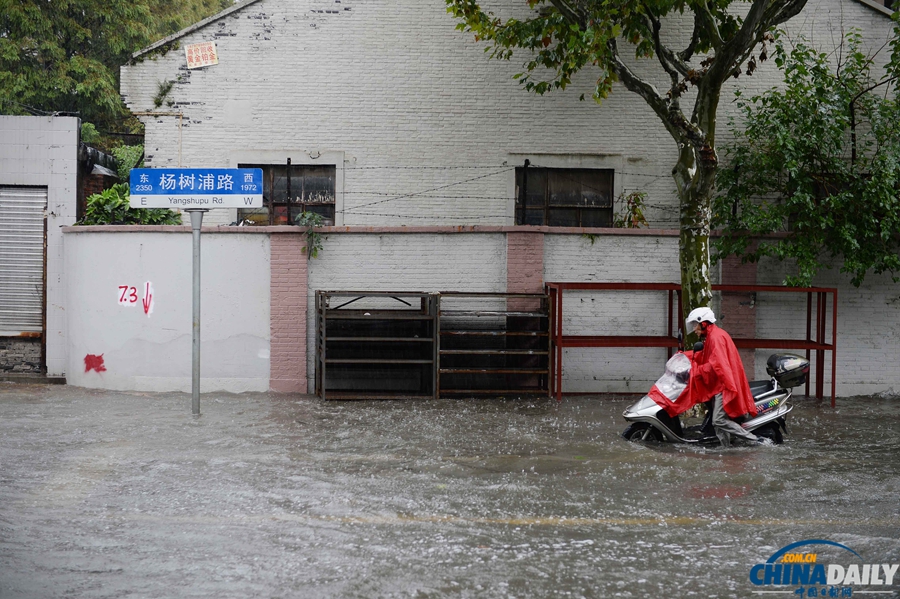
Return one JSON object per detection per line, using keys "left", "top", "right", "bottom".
{"left": 57, "top": 226, "right": 900, "bottom": 396}
{"left": 506, "top": 231, "right": 544, "bottom": 311}
{"left": 0, "top": 338, "right": 42, "bottom": 373}
{"left": 270, "top": 233, "right": 308, "bottom": 392}
{"left": 720, "top": 253, "right": 759, "bottom": 375}
{"left": 121, "top": 0, "right": 896, "bottom": 230}
{"left": 543, "top": 231, "right": 684, "bottom": 392}
{"left": 82, "top": 174, "right": 117, "bottom": 199}
{"left": 120, "top": 0, "right": 690, "bottom": 228}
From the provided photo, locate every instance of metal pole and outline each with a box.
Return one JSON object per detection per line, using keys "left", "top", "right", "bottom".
{"left": 187, "top": 209, "right": 208, "bottom": 415}
{"left": 831, "top": 289, "right": 837, "bottom": 408}
{"left": 519, "top": 159, "right": 529, "bottom": 225}
{"left": 286, "top": 157, "right": 292, "bottom": 226}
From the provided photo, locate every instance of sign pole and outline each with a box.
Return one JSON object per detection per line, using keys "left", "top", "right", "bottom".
{"left": 187, "top": 208, "right": 208, "bottom": 415}
{"left": 129, "top": 167, "right": 262, "bottom": 414}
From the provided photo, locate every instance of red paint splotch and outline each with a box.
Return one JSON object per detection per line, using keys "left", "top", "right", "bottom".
{"left": 84, "top": 354, "right": 107, "bottom": 373}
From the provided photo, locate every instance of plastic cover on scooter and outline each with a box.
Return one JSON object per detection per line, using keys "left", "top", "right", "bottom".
{"left": 647, "top": 353, "right": 693, "bottom": 416}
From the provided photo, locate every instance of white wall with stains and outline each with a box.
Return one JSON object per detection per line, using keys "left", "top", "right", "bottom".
{"left": 64, "top": 229, "right": 271, "bottom": 392}
{"left": 61, "top": 227, "right": 900, "bottom": 397}
{"left": 0, "top": 116, "right": 80, "bottom": 377}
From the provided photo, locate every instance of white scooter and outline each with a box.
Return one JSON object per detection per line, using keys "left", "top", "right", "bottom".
{"left": 622, "top": 351, "right": 809, "bottom": 445}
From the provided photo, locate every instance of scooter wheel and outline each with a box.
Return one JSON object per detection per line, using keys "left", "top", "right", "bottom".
{"left": 756, "top": 423, "right": 784, "bottom": 445}
{"left": 622, "top": 423, "right": 663, "bottom": 443}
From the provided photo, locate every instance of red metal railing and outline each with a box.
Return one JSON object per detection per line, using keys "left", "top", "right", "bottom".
{"left": 546, "top": 282, "right": 837, "bottom": 406}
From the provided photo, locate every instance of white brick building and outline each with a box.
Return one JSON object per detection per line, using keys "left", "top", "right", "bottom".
{"left": 81, "top": 0, "right": 900, "bottom": 397}
{"left": 120, "top": 0, "right": 896, "bottom": 228}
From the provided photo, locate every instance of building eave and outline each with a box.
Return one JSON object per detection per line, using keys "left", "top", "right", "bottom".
{"left": 131, "top": 0, "right": 266, "bottom": 60}
{"left": 850, "top": 0, "right": 896, "bottom": 17}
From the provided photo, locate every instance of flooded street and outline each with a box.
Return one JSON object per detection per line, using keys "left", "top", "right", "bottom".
{"left": 1, "top": 383, "right": 898, "bottom": 598}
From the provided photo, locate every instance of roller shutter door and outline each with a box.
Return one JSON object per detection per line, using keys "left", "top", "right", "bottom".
{"left": 0, "top": 187, "right": 46, "bottom": 335}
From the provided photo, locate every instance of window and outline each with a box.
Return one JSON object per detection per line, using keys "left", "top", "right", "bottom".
{"left": 515, "top": 167, "right": 614, "bottom": 227}
{"left": 237, "top": 162, "right": 336, "bottom": 225}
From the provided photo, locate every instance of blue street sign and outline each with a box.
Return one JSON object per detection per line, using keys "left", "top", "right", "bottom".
{"left": 129, "top": 168, "right": 264, "bottom": 209}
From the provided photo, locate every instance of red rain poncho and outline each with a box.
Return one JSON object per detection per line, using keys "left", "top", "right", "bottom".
{"left": 685, "top": 323, "right": 757, "bottom": 419}
{"left": 649, "top": 324, "right": 757, "bottom": 418}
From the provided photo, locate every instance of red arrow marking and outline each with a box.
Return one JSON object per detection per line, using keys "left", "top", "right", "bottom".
{"left": 142, "top": 282, "right": 153, "bottom": 315}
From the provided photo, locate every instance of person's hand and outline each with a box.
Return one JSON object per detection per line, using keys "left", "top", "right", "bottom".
{"left": 676, "top": 370, "right": 690, "bottom": 383}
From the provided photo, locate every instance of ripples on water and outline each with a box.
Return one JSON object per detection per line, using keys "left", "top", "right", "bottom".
{"left": 1, "top": 385, "right": 898, "bottom": 598}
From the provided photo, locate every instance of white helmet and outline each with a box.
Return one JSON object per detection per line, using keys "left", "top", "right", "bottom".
{"left": 685, "top": 307, "right": 716, "bottom": 331}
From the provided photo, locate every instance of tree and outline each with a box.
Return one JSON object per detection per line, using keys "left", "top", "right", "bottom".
{"left": 0, "top": 0, "right": 231, "bottom": 135}
{"left": 447, "top": 0, "right": 810, "bottom": 317}
{"left": 146, "top": 0, "right": 233, "bottom": 43}
{"left": 0, "top": 0, "right": 152, "bottom": 129}
{"left": 714, "top": 29, "right": 900, "bottom": 287}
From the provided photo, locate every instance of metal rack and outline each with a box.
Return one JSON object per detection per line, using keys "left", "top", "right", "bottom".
{"left": 546, "top": 282, "right": 838, "bottom": 405}
{"left": 437, "top": 292, "right": 550, "bottom": 397}
{"left": 315, "top": 291, "right": 551, "bottom": 399}
{"left": 315, "top": 291, "right": 438, "bottom": 400}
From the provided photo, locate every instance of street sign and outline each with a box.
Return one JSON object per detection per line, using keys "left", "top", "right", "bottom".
{"left": 129, "top": 168, "right": 263, "bottom": 209}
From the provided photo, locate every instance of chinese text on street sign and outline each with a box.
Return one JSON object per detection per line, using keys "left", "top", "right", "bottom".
{"left": 185, "top": 42, "right": 218, "bottom": 69}
{"left": 130, "top": 168, "right": 263, "bottom": 209}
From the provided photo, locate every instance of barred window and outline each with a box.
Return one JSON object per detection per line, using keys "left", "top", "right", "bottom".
{"left": 515, "top": 167, "right": 613, "bottom": 227}
{"left": 237, "top": 163, "right": 335, "bottom": 225}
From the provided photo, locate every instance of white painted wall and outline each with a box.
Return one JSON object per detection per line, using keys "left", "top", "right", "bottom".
{"left": 60, "top": 228, "right": 900, "bottom": 396}
{"left": 306, "top": 231, "right": 507, "bottom": 380}
{"left": 754, "top": 258, "right": 900, "bottom": 397}
{"left": 544, "top": 232, "right": 685, "bottom": 393}
{"left": 63, "top": 229, "right": 271, "bottom": 392}
{"left": 115, "top": 0, "right": 900, "bottom": 398}
{"left": 0, "top": 116, "right": 80, "bottom": 376}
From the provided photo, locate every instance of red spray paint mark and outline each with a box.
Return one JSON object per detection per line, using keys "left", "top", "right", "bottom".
{"left": 84, "top": 354, "right": 107, "bottom": 373}
{"left": 142, "top": 282, "right": 153, "bottom": 315}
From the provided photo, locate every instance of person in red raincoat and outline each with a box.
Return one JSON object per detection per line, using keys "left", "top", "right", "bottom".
{"left": 684, "top": 307, "right": 767, "bottom": 447}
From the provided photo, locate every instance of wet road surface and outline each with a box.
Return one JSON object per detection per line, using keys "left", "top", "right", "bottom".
{"left": 1, "top": 383, "right": 898, "bottom": 598}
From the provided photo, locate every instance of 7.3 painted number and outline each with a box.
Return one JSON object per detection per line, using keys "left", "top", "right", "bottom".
{"left": 119, "top": 286, "right": 139, "bottom": 304}
{"left": 118, "top": 282, "right": 154, "bottom": 315}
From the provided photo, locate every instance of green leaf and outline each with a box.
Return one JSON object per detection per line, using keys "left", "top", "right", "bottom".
{"left": 714, "top": 30, "right": 900, "bottom": 287}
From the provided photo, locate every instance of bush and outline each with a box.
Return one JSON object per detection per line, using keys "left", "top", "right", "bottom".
{"left": 110, "top": 144, "right": 144, "bottom": 181}
{"left": 80, "top": 184, "right": 182, "bottom": 225}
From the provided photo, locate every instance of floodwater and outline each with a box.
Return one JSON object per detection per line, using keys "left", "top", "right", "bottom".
{"left": 1, "top": 383, "right": 898, "bottom": 598}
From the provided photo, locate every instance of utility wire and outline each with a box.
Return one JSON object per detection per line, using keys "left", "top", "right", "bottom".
{"left": 341, "top": 166, "right": 517, "bottom": 213}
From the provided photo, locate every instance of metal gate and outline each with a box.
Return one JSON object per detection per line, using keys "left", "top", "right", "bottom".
{"left": 0, "top": 186, "right": 47, "bottom": 335}
{"left": 315, "top": 291, "right": 550, "bottom": 399}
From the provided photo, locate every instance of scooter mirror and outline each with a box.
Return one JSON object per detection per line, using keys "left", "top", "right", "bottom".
{"left": 693, "top": 340, "right": 705, "bottom": 352}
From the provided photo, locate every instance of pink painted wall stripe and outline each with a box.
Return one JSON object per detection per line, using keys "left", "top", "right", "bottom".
{"left": 269, "top": 234, "right": 308, "bottom": 393}
{"left": 506, "top": 232, "right": 545, "bottom": 314}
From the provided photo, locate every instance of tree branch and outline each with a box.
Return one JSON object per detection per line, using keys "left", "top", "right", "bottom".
{"left": 708, "top": 0, "right": 810, "bottom": 87}
{"left": 644, "top": 9, "right": 691, "bottom": 82}
{"left": 764, "top": 0, "right": 811, "bottom": 30}
{"left": 679, "top": 12, "right": 703, "bottom": 63}
{"left": 547, "top": 0, "right": 587, "bottom": 27}
{"left": 694, "top": 0, "right": 725, "bottom": 50}
{"left": 704, "top": 0, "right": 768, "bottom": 85}
{"left": 607, "top": 39, "right": 704, "bottom": 145}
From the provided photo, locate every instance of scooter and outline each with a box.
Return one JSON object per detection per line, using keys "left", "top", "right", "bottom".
{"left": 622, "top": 350, "right": 809, "bottom": 445}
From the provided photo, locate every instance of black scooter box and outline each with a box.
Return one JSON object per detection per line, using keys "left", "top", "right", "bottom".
{"left": 766, "top": 353, "right": 811, "bottom": 388}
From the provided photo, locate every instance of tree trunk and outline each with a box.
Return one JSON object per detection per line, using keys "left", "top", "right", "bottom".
{"left": 674, "top": 145, "right": 716, "bottom": 328}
